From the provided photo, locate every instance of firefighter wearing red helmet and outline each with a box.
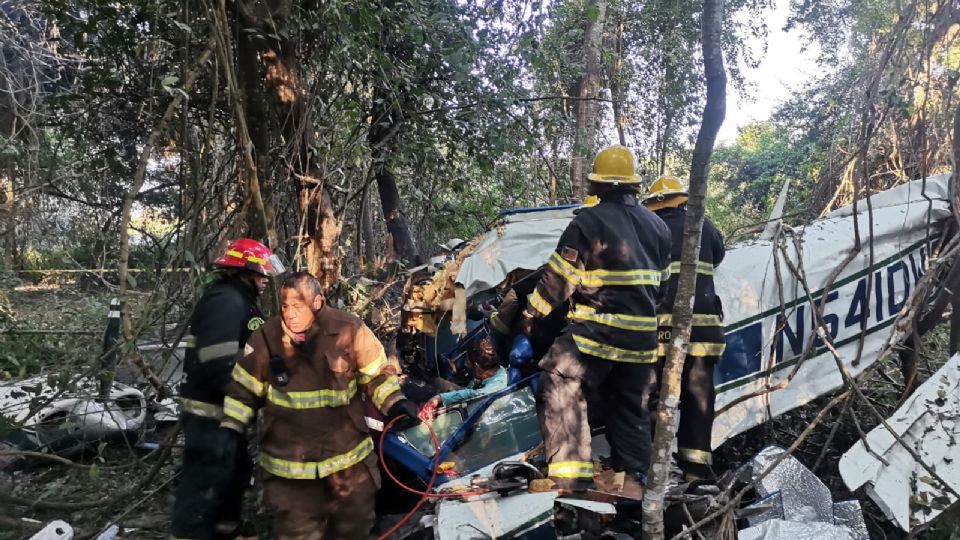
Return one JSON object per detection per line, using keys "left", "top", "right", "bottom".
{"left": 171, "top": 239, "right": 284, "bottom": 540}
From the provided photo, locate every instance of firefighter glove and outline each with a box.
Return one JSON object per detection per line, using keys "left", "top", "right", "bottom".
{"left": 508, "top": 334, "right": 534, "bottom": 367}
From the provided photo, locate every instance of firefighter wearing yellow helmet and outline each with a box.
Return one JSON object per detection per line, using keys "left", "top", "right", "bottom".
{"left": 644, "top": 174, "right": 726, "bottom": 482}
{"left": 520, "top": 145, "right": 671, "bottom": 497}
{"left": 643, "top": 175, "right": 689, "bottom": 211}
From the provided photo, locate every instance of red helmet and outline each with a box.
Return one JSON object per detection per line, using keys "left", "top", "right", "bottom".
{"left": 213, "top": 239, "right": 284, "bottom": 276}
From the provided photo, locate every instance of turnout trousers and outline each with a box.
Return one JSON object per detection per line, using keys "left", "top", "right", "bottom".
{"left": 673, "top": 355, "right": 720, "bottom": 473}
{"left": 536, "top": 333, "right": 659, "bottom": 488}
{"left": 264, "top": 460, "right": 380, "bottom": 540}
{"left": 170, "top": 414, "right": 251, "bottom": 540}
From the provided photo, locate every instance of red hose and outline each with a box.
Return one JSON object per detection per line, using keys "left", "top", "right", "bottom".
{"left": 375, "top": 416, "right": 487, "bottom": 539}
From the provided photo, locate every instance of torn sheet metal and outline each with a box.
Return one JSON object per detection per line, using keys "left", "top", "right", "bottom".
{"left": 452, "top": 175, "right": 953, "bottom": 448}
{"left": 435, "top": 491, "right": 558, "bottom": 539}
{"left": 738, "top": 519, "right": 858, "bottom": 540}
{"left": 840, "top": 352, "right": 960, "bottom": 531}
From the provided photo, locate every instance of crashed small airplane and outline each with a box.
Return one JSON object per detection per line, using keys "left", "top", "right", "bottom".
{"left": 385, "top": 174, "right": 954, "bottom": 537}
{"left": 3, "top": 175, "right": 953, "bottom": 537}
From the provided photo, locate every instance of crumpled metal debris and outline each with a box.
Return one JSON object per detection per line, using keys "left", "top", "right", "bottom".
{"left": 746, "top": 445, "right": 834, "bottom": 522}
{"left": 832, "top": 500, "right": 869, "bottom": 538}
{"left": 738, "top": 519, "right": 858, "bottom": 540}
{"left": 738, "top": 446, "right": 868, "bottom": 539}
{"left": 29, "top": 520, "right": 74, "bottom": 540}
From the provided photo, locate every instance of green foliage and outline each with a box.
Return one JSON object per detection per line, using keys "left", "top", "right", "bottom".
{"left": 0, "top": 288, "right": 108, "bottom": 379}
{"left": 710, "top": 121, "right": 821, "bottom": 217}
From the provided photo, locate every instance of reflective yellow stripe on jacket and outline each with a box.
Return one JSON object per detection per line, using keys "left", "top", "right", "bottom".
{"left": 580, "top": 268, "right": 661, "bottom": 287}
{"left": 357, "top": 352, "right": 388, "bottom": 385}
{"left": 196, "top": 341, "right": 240, "bottom": 362}
{"left": 232, "top": 364, "right": 265, "bottom": 397}
{"left": 370, "top": 377, "right": 402, "bottom": 410}
{"left": 547, "top": 252, "right": 580, "bottom": 286}
{"left": 548, "top": 251, "right": 662, "bottom": 288}
{"left": 223, "top": 396, "right": 254, "bottom": 424}
{"left": 656, "top": 341, "right": 727, "bottom": 357}
{"left": 529, "top": 289, "right": 553, "bottom": 316}
{"left": 267, "top": 380, "right": 357, "bottom": 409}
{"left": 548, "top": 460, "right": 594, "bottom": 479}
{"left": 572, "top": 335, "right": 658, "bottom": 364}
{"left": 570, "top": 305, "right": 657, "bottom": 332}
{"left": 260, "top": 437, "right": 374, "bottom": 480}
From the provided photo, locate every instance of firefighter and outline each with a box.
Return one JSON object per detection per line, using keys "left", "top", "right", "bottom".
{"left": 488, "top": 267, "right": 569, "bottom": 364}
{"left": 171, "top": 238, "right": 283, "bottom": 540}
{"left": 488, "top": 196, "right": 599, "bottom": 362}
{"left": 220, "top": 271, "right": 419, "bottom": 540}
{"left": 520, "top": 145, "right": 672, "bottom": 496}
{"left": 644, "top": 175, "right": 726, "bottom": 481}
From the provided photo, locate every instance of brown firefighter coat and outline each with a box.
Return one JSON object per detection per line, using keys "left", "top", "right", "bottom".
{"left": 221, "top": 306, "right": 403, "bottom": 480}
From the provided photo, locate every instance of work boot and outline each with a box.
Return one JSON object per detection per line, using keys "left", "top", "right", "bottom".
{"left": 529, "top": 478, "right": 560, "bottom": 493}
{"left": 594, "top": 469, "right": 645, "bottom": 500}
{"left": 530, "top": 476, "right": 593, "bottom": 495}
{"left": 618, "top": 471, "right": 645, "bottom": 500}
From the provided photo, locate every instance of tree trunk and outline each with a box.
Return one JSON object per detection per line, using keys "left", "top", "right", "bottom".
{"left": 569, "top": 0, "right": 608, "bottom": 199}
{"left": 236, "top": 0, "right": 342, "bottom": 288}
{"left": 607, "top": 11, "right": 627, "bottom": 147}
{"left": 368, "top": 85, "right": 420, "bottom": 265}
{"left": 375, "top": 168, "right": 419, "bottom": 265}
{"left": 950, "top": 106, "right": 960, "bottom": 355}
{"left": 641, "top": 0, "right": 727, "bottom": 538}
{"left": 550, "top": 134, "right": 560, "bottom": 204}
{"left": 1, "top": 166, "right": 14, "bottom": 269}
{"left": 206, "top": 0, "right": 275, "bottom": 248}
{"left": 360, "top": 184, "right": 377, "bottom": 266}
{"left": 236, "top": 24, "right": 276, "bottom": 243}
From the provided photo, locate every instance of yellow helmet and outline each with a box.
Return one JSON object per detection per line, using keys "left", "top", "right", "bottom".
{"left": 574, "top": 194, "right": 600, "bottom": 215}
{"left": 587, "top": 145, "right": 643, "bottom": 184}
{"left": 643, "top": 175, "right": 689, "bottom": 211}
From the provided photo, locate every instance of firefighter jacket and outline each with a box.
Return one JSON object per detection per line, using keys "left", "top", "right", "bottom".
{"left": 490, "top": 269, "right": 569, "bottom": 361}
{"left": 654, "top": 206, "right": 726, "bottom": 357}
{"left": 179, "top": 278, "right": 264, "bottom": 420}
{"left": 221, "top": 306, "right": 404, "bottom": 480}
{"left": 527, "top": 188, "right": 672, "bottom": 364}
